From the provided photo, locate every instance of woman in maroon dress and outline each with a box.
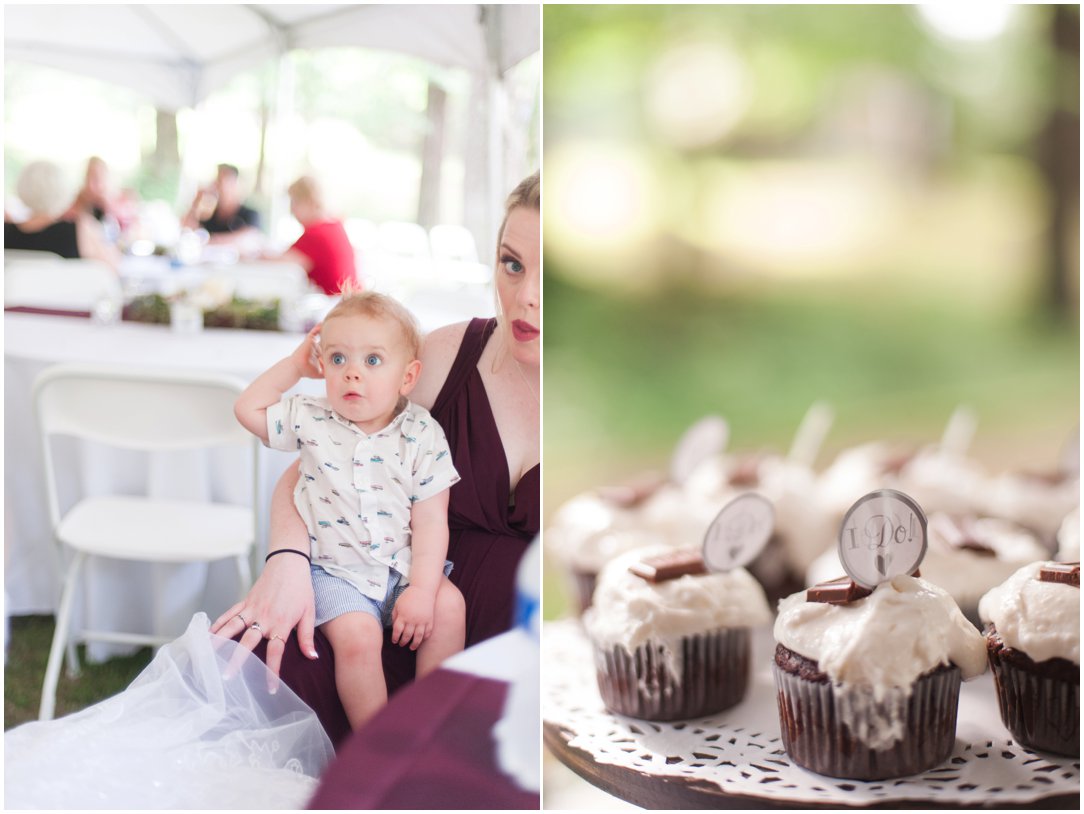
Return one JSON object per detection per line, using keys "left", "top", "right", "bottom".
{"left": 212, "top": 173, "right": 540, "bottom": 746}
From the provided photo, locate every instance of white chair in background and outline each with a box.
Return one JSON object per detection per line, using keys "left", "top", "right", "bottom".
{"left": 378, "top": 221, "right": 431, "bottom": 258}
{"left": 344, "top": 217, "right": 380, "bottom": 255}
{"left": 429, "top": 224, "right": 479, "bottom": 264}
{"left": 34, "top": 364, "right": 258, "bottom": 720}
{"left": 4, "top": 258, "right": 122, "bottom": 313}
{"left": 205, "top": 262, "right": 309, "bottom": 302}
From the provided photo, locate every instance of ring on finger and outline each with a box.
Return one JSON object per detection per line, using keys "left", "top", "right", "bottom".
{"left": 236, "top": 612, "right": 248, "bottom": 626}
{"left": 249, "top": 621, "right": 263, "bottom": 634}
{"left": 271, "top": 634, "right": 285, "bottom": 644}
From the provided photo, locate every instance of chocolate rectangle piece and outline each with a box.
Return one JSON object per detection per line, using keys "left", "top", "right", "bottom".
{"left": 1039, "top": 562, "right": 1080, "bottom": 588}
{"left": 806, "top": 576, "right": 873, "bottom": 605}
{"left": 628, "top": 550, "right": 706, "bottom": 582}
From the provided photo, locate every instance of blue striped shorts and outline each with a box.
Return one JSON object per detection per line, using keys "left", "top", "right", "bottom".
{"left": 311, "top": 561, "right": 453, "bottom": 629}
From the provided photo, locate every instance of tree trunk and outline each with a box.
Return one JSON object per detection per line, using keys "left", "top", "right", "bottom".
{"left": 418, "top": 81, "right": 448, "bottom": 229}
{"left": 1038, "top": 5, "right": 1080, "bottom": 318}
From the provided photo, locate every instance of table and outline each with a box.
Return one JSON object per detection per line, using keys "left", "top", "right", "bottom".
{"left": 308, "top": 629, "right": 540, "bottom": 810}
{"left": 4, "top": 312, "right": 313, "bottom": 659}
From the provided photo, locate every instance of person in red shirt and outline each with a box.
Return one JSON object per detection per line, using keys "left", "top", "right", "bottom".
{"left": 270, "top": 176, "right": 357, "bottom": 295}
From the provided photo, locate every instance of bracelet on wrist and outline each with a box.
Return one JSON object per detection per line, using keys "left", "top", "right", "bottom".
{"left": 264, "top": 548, "right": 311, "bottom": 564}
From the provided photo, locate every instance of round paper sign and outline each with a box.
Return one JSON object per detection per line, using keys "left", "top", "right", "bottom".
{"left": 702, "top": 493, "right": 775, "bottom": 572}
{"left": 670, "top": 415, "right": 729, "bottom": 485}
{"left": 838, "top": 489, "right": 927, "bottom": 589}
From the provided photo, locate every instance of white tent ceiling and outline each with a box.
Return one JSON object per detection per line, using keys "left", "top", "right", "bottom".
{"left": 5, "top": 3, "right": 540, "bottom": 111}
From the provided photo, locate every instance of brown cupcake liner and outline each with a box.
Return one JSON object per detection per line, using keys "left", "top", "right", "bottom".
{"left": 772, "top": 658, "right": 961, "bottom": 780}
{"left": 570, "top": 568, "right": 597, "bottom": 615}
{"left": 595, "top": 628, "right": 751, "bottom": 721}
{"left": 987, "top": 638, "right": 1080, "bottom": 757}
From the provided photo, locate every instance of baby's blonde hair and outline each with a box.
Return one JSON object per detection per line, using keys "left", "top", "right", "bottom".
{"left": 323, "top": 284, "right": 422, "bottom": 359}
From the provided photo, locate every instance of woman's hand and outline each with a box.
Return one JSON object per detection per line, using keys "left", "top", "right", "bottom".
{"left": 290, "top": 323, "right": 324, "bottom": 380}
{"left": 210, "top": 551, "right": 318, "bottom": 689}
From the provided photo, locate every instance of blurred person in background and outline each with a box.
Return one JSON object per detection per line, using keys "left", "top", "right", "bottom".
{"left": 64, "top": 156, "right": 137, "bottom": 240}
{"left": 4, "top": 159, "right": 120, "bottom": 271}
{"left": 263, "top": 175, "right": 357, "bottom": 295}
{"left": 182, "top": 162, "right": 262, "bottom": 246}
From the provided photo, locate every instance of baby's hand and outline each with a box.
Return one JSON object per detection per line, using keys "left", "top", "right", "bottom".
{"left": 290, "top": 323, "right": 324, "bottom": 379}
{"left": 391, "top": 586, "right": 435, "bottom": 650}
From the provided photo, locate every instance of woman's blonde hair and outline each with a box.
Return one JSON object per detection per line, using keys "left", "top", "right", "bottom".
{"left": 495, "top": 171, "right": 540, "bottom": 263}
{"left": 323, "top": 284, "right": 422, "bottom": 360}
{"left": 17, "top": 160, "right": 72, "bottom": 218}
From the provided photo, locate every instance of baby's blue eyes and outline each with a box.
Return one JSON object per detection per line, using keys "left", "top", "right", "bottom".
{"left": 327, "top": 352, "right": 382, "bottom": 366}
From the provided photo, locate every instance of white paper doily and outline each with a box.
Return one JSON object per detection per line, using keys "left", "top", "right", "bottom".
{"left": 544, "top": 620, "right": 1080, "bottom": 807}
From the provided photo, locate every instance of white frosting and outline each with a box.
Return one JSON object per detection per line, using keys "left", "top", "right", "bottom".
{"left": 546, "top": 485, "right": 722, "bottom": 573}
{"left": 978, "top": 561, "right": 1080, "bottom": 665}
{"left": 922, "top": 514, "right": 1049, "bottom": 609}
{"left": 897, "top": 448, "right": 988, "bottom": 517}
{"left": 774, "top": 575, "right": 987, "bottom": 691}
{"left": 982, "top": 471, "right": 1079, "bottom": 545}
{"left": 584, "top": 545, "right": 771, "bottom": 680}
{"left": 1057, "top": 507, "right": 1079, "bottom": 562}
{"left": 817, "top": 442, "right": 907, "bottom": 519}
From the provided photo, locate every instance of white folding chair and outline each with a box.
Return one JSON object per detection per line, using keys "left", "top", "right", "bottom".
{"left": 34, "top": 364, "right": 258, "bottom": 720}
{"left": 5, "top": 258, "right": 121, "bottom": 312}
{"left": 378, "top": 221, "right": 431, "bottom": 258}
{"left": 429, "top": 224, "right": 479, "bottom": 263}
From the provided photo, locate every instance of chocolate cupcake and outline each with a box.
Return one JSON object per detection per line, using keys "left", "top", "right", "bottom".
{"left": 773, "top": 574, "right": 986, "bottom": 780}
{"left": 978, "top": 561, "right": 1080, "bottom": 756}
{"left": 546, "top": 478, "right": 719, "bottom": 614}
{"left": 584, "top": 544, "right": 771, "bottom": 720}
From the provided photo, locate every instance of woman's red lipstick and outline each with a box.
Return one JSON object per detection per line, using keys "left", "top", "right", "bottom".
{"left": 511, "top": 319, "right": 540, "bottom": 342}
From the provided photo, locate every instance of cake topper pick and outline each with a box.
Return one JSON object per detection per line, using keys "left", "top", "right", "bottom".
{"left": 670, "top": 415, "right": 729, "bottom": 485}
{"left": 838, "top": 489, "right": 927, "bottom": 589}
{"left": 702, "top": 492, "right": 775, "bottom": 572}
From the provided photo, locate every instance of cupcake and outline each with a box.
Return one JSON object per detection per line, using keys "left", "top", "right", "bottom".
{"left": 584, "top": 544, "right": 771, "bottom": 720}
{"left": 546, "top": 477, "right": 721, "bottom": 614}
{"left": 978, "top": 561, "right": 1080, "bottom": 756}
{"left": 686, "top": 405, "right": 835, "bottom": 603}
{"left": 547, "top": 417, "right": 732, "bottom": 614}
{"left": 773, "top": 574, "right": 986, "bottom": 779}
{"left": 981, "top": 468, "right": 1079, "bottom": 549}
{"left": 687, "top": 451, "right": 829, "bottom": 603}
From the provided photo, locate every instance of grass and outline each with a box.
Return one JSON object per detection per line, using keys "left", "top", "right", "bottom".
{"left": 542, "top": 272, "right": 1079, "bottom": 619}
{"left": 4, "top": 615, "right": 153, "bottom": 730}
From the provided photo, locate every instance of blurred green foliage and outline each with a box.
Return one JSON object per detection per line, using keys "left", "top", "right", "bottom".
{"left": 541, "top": 5, "right": 1079, "bottom": 620}
{"left": 544, "top": 4, "right": 1068, "bottom": 152}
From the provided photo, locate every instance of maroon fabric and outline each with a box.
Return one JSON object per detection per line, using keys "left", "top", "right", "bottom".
{"left": 267, "top": 317, "right": 540, "bottom": 747}
{"left": 307, "top": 668, "right": 538, "bottom": 810}
{"left": 4, "top": 306, "right": 91, "bottom": 318}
